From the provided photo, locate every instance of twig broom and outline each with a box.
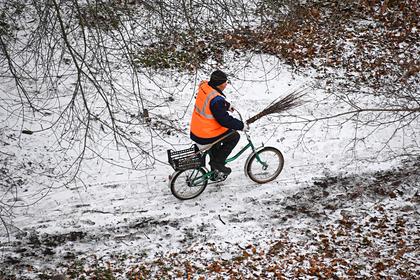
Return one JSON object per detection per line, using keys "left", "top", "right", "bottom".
{"left": 246, "top": 86, "right": 308, "bottom": 124}
{"left": 195, "top": 86, "right": 308, "bottom": 152}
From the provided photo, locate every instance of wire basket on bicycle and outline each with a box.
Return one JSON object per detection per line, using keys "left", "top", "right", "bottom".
{"left": 167, "top": 144, "right": 205, "bottom": 171}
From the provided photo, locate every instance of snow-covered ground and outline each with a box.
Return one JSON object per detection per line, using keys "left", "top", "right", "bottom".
{"left": 1, "top": 55, "right": 418, "bottom": 278}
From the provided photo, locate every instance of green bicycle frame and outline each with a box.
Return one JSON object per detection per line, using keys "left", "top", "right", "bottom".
{"left": 189, "top": 134, "right": 267, "bottom": 186}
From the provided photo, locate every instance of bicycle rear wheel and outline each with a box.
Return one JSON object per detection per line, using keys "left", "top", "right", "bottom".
{"left": 245, "top": 147, "right": 284, "bottom": 184}
{"left": 170, "top": 167, "right": 208, "bottom": 200}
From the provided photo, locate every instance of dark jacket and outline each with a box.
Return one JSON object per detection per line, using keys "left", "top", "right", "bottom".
{"left": 191, "top": 85, "right": 244, "bottom": 145}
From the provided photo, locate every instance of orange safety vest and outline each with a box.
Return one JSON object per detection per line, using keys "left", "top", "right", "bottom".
{"left": 190, "top": 81, "right": 229, "bottom": 139}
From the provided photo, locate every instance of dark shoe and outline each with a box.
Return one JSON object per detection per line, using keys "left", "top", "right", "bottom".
{"left": 209, "top": 170, "right": 218, "bottom": 181}
{"left": 210, "top": 161, "right": 232, "bottom": 175}
{"left": 210, "top": 170, "right": 229, "bottom": 182}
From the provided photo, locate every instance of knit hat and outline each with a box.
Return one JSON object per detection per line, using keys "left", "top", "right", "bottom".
{"left": 209, "top": 70, "right": 228, "bottom": 86}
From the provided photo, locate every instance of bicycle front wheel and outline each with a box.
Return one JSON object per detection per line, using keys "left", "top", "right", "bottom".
{"left": 245, "top": 147, "right": 284, "bottom": 184}
{"left": 170, "top": 167, "right": 208, "bottom": 200}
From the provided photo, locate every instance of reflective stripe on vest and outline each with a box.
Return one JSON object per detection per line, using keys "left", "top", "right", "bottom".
{"left": 194, "top": 90, "right": 217, "bottom": 119}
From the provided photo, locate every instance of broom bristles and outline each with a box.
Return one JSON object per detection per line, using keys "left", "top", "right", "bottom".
{"left": 246, "top": 87, "right": 307, "bottom": 124}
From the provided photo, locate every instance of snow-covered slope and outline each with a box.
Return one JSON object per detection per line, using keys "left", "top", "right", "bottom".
{"left": 1, "top": 54, "right": 418, "bottom": 279}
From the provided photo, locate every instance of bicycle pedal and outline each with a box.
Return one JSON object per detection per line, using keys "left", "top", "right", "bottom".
{"left": 211, "top": 170, "right": 228, "bottom": 182}
{"left": 219, "top": 173, "right": 228, "bottom": 180}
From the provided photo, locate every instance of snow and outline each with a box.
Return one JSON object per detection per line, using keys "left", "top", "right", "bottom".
{"left": 1, "top": 51, "right": 419, "bottom": 278}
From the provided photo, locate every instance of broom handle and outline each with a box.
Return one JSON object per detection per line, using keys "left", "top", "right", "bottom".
{"left": 196, "top": 131, "right": 236, "bottom": 153}
{"left": 197, "top": 110, "right": 244, "bottom": 153}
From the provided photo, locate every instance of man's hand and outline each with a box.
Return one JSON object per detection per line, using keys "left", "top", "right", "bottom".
{"left": 228, "top": 103, "right": 235, "bottom": 112}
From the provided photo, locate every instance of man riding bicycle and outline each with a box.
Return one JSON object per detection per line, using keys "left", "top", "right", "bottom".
{"left": 190, "top": 70, "right": 248, "bottom": 175}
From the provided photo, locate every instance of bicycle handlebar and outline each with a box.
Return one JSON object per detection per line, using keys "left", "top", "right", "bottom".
{"left": 236, "top": 110, "right": 244, "bottom": 123}
{"left": 234, "top": 110, "right": 251, "bottom": 140}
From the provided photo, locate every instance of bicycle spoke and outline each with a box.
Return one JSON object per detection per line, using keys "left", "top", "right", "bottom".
{"left": 246, "top": 147, "right": 284, "bottom": 184}
{"left": 170, "top": 168, "right": 208, "bottom": 200}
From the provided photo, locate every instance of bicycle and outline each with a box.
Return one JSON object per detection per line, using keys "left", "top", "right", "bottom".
{"left": 167, "top": 112, "right": 284, "bottom": 200}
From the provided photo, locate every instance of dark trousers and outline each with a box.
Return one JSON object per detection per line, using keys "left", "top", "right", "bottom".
{"left": 208, "top": 131, "right": 240, "bottom": 167}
